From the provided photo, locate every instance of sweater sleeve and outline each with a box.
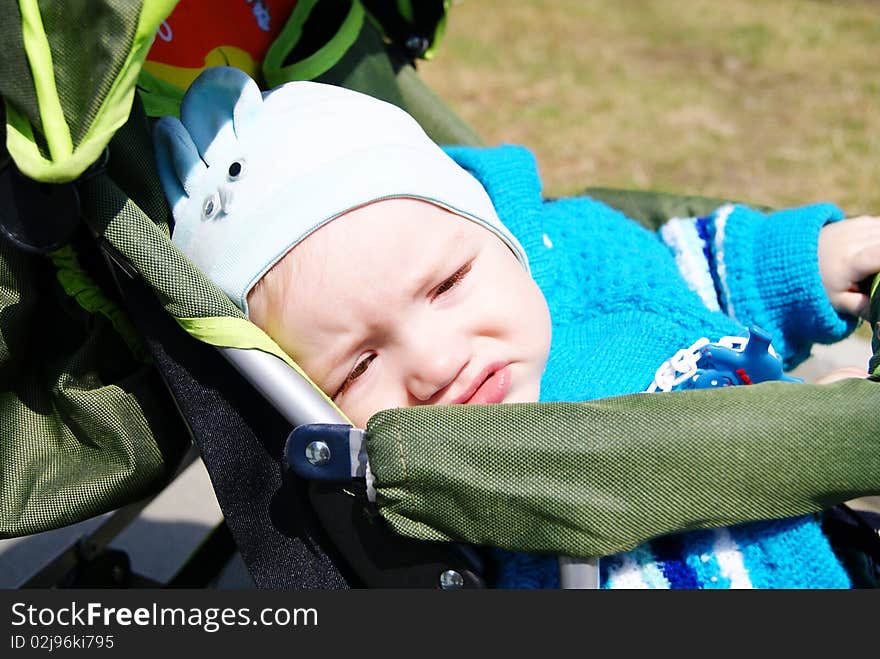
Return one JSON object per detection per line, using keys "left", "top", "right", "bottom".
{"left": 658, "top": 202, "right": 858, "bottom": 368}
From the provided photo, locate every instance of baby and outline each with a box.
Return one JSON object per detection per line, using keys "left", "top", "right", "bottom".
{"left": 153, "top": 66, "right": 880, "bottom": 588}
{"left": 246, "top": 197, "right": 551, "bottom": 428}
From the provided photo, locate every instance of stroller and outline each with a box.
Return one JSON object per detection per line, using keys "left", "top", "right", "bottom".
{"left": 2, "top": 0, "right": 879, "bottom": 589}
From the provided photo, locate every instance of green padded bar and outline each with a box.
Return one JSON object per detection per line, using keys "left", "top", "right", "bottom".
{"left": 583, "top": 187, "right": 771, "bottom": 231}
{"left": 366, "top": 378, "right": 880, "bottom": 558}
{"left": 393, "top": 63, "right": 483, "bottom": 147}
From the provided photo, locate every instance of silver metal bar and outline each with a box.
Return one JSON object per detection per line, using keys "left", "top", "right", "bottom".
{"left": 218, "top": 346, "right": 348, "bottom": 427}
{"left": 558, "top": 556, "right": 600, "bottom": 589}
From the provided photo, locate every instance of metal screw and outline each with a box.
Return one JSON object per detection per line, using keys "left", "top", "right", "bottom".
{"left": 405, "top": 35, "right": 429, "bottom": 57}
{"left": 305, "top": 440, "right": 331, "bottom": 466}
{"left": 439, "top": 569, "right": 465, "bottom": 590}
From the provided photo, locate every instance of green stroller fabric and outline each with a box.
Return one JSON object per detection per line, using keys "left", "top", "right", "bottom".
{"left": 0, "top": 0, "right": 466, "bottom": 538}
{"left": 367, "top": 379, "right": 880, "bottom": 559}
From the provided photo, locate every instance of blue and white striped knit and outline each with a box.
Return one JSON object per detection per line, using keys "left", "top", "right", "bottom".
{"left": 443, "top": 144, "right": 858, "bottom": 589}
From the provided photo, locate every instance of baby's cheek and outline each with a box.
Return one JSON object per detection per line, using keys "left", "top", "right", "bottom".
{"left": 341, "top": 382, "right": 405, "bottom": 429}
{"left": 512, "top": 278, "right": 552, "bottom": 351}
{"left": 338, "top": 398, "right": 371, "bottom": 429}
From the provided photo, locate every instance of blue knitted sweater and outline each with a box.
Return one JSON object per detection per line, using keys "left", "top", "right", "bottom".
{"left": 444, "top": 144, "right": 858, "bottom": 589}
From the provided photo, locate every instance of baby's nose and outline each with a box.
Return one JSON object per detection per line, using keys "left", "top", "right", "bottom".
{"left": 404, "top": 334, "right": 468, "bottom": 402}
{"left": 407, "top": 355, "right": 462, "bottom": 401}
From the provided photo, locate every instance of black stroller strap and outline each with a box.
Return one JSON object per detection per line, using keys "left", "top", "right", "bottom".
{"left": 108, "top": 265, "right": 354, "bottom": 589}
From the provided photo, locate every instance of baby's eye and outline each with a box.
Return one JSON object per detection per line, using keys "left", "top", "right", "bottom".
{"left": 335, "top": 353, "right": 376, "bottom": 398}
{"left": 432, "top": 261, "right": 472, "bottom": 299}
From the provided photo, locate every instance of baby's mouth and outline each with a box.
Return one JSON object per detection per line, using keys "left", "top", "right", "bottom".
{"left": 462, "top": 365, "right": 511, "bottom": 405}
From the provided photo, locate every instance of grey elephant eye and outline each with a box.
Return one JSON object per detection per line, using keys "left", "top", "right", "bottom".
{"left": 227, "top": 159, "right": 246, "bottom": 181}
{"left": 202, "top": 192, "right": 220, "bottom": 219}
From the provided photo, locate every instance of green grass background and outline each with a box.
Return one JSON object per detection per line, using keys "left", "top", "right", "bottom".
{"left": 420, "top": 0, "right": 880, "bottom": 214}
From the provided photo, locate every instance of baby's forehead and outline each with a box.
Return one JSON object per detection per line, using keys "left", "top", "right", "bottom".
{"left": 277, "top": 199, "right": 480, "bottom": 294}
{"left": 292, "top": 197, "right": 473, "bottom": 256}
{"left": 262, "top": 196, "right": 526, "bottom": 326}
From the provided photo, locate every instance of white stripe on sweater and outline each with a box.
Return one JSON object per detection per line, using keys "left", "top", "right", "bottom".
{"left": 606, "top": 553, "right": 652, "bottom": 589}
{"left": 713, "top": 527, "right": 752, "bottom": 589}
{"left": 606, "top": 546, "right": 671, "bottom": 589}
{"left": 659, "top": 217, "right": 720, "bottom": 312}
{"left": 713, "top": 204, "right": 737, "bottom": 321}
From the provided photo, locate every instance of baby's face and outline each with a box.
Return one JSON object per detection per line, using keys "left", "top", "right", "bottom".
{"left": 256, "top": 198, "right": 552, "bottom": 428}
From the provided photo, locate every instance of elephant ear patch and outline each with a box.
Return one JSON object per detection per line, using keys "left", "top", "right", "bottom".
{"left": 153, "top": 66, "right": 264, "bottom": 220}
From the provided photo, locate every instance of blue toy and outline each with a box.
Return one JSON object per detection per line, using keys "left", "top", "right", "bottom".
{"left": 648, "top": 326, "right": 803, "bottom": 392}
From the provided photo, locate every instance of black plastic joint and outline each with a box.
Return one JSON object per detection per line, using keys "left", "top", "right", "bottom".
{"left": 285, "top": 423, "right": 355, "bottom": 481}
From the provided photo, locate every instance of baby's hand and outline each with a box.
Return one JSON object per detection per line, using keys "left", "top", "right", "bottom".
{"left": 818, "top": 215, "right": 880, "bottom": 319}
{"left": 813, "top": 366, "right": 870, "bottom": 384}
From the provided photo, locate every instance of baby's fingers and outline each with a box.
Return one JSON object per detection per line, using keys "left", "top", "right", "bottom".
{"left": 849, "top": 241, "right": 880, "bottom": 282}
{"left": 834, "top": 289, "right": 871, "bottom": 319}
{"left": 814, "top": 366, "right": 870, "bottom": 384}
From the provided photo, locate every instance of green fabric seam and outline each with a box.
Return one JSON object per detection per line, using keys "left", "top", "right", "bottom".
{"left": 6, "top": 0, "right": 179, "bottom": 182}
{"left": 49, "top": 245, "right": 150, "bottom": 364}
{"left": 264, "top": 0, "right": 322, "bottom": 73}
{"left": 16, "top": 0, "right": 72, "bottom": 160}
{"left": 263, "top": 0, "right": 364, "bottom": 87}
{"left": 393, "top": 409, "right": 410, "bottom": 494}
{"left": 176, "top": 315, "right": 351, "bottom": 423}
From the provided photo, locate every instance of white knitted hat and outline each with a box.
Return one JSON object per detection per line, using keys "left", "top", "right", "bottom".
{"left": 152, "top": 66, "right": 528, "bottom": 316}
